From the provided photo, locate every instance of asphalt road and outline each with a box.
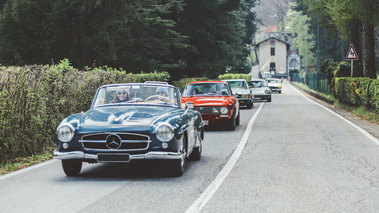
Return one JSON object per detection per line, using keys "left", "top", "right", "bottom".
{"left": 1, "top": 80, "right": 379, "bottom": 213}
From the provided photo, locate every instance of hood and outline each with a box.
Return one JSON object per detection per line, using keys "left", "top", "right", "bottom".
{"left": 251, "top": 87, "right": 269, "bottom": 94}
{"left": 182, "top": 96, "right": 232, "bottom": 106}
{"left": 69, "top": 106, "right": 179, "bottom": 129}
{"left": 231, "top": 87, "right": 249, "bottom": 95}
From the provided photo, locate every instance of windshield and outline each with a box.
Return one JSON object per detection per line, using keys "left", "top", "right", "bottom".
{"left": 225, "top": 80, "right": 247, "bottom": 89}
{"left": 93, "top": 84, "right": 179, "bottom": 107}
{"left": 182, "top": 83, "right": 231, "bottom": 97}
{"left": 250, "top": 81, "right": 267, "bottom": 88}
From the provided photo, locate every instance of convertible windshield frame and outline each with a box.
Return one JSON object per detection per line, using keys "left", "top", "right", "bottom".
{"left": 91, "top": 83, "right": 181, "bottom": 108}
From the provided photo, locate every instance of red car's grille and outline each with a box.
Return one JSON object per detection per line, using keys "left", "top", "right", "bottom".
{"left": 193, "top": 106, "right": 222, "bottom": 114}
{"left": 80, "top": 133, "right": 151, "bottom": 151}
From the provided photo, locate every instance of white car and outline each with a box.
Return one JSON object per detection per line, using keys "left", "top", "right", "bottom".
{"left": 266, "top": 78, "right": 283, "bottom": 93}
{"left": 248, "top": 79, "right": 271, "bottom": 102}
{"left": 261, "top": 72, "right": 271, "bottom": 79}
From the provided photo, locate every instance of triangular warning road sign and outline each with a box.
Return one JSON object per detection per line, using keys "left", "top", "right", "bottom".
{"left": 345, "top": 44, "right": 359, "bottom": 60}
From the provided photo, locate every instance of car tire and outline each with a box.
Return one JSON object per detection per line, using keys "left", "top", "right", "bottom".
{"left": 247, "top": 101, "right": 253, "bottom": 109}
{"left": 62, "top": 160, "right": 82, "bottom": 176}
{"left": 189, "top": 139, "right": 202, "bottom": 161}
{"left": 235, "top": 109, "right": 240, "bottom": 126}
{"left": 168, "top": 144, "right": 186, "bottom": 177}
{"left": 227, "top": 111, "right": 236, "bottom": 131}
{"left": 268, "top": 95, "right": 272, "bottom": 102}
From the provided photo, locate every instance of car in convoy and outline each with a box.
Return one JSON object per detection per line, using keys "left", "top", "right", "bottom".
{"left": 181, "top": 81, "right": 240, "bottom": 130}
{"left": 266, "top": 78, "right": 283, "bottom": 93}
{"left": 261, "top": 72, "right": 272, "bottom": 79}
{"left": 248, "top": 79, "right": 272, "bottom": 102}
{"left": 222, "top": 79, "right": 254, "bottom": 109}
{"left": 53, "top": 81, "right": 204, "bottom": 177}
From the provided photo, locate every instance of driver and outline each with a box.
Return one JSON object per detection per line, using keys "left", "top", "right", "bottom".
{"left": 155, "top": 87, "right": 170, "bottom": 102}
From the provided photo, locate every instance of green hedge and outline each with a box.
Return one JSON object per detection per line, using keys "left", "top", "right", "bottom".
{"left": 172, "top": 77, "right": 210, "bottom": 92}
{"left": 334, "top": 77, "right": 378, "bottom": 112}
{"left": 0, "top": 61, "right": 170, "bottom": 164}
{"left": 218, "top": 73, "right": 252, "bottom": 82}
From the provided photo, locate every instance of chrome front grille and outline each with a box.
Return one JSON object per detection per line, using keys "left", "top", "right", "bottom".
{"left": 193, "top": 106, "right": 221, "bottom": 114}
{"left": 80, "top": 133, "right": 151, "bottom": 151}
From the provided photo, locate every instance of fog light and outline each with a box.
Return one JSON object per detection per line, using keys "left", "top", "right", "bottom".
{"left": 62, "top": 143, "right": 69, "bottom": 149}
{"left": 162, "top": 142, "right": 168, "bottom": 149}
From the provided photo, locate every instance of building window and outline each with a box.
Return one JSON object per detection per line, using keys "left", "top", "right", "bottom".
{"left": 271, "top": 47, "right": 275, "bottom": 56}
{"left": 270, "top": 40, "right": 276, "bottom": 46}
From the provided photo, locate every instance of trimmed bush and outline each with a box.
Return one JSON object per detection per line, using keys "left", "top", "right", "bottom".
{"left": 172, "top": 77, "right": 210, "bottom": 92}
{"left": 218, "top": 73, "right": 252, "bottom": 82}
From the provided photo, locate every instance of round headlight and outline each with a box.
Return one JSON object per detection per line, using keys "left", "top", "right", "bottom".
{"left": 57, "top": 123, "right": 75, "bottom": 142}
{"left": 220, "top": 106, "right": 228, "bottom": 114}
{"left": 265, "top": 89, "right": 270, "bottom": 94}
{"left": 156, "top": 124, "right": 174, "bottom": 142}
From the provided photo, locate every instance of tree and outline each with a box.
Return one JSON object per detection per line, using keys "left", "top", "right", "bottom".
{"left": 0, "top": 0, "right": 189, "bottom": 75}
{"left": 302, "top": 0, "right": 377, "bottom": 78}
{"left": 179, "top": 0, "right": 255, "bottom": 78}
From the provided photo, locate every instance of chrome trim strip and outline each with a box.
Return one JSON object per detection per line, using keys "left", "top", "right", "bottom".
{"left": 53, "top": 150, "right": 183, "bottom": 161}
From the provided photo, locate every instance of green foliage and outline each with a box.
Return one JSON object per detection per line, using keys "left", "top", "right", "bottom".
{"left": 0, "top": 62, "right": 170, "bottom": 164}
{"left": 369, "top": 80, "right": 379, "bottom": 110}
{"left": 0, "top": 0, "right": 259, "bottom": 81}
{"left": 333, "top": 77, "right": 379, "bottom": 113}
{"left": 334, "top": 62, "right": 351, "bottom": 77}
{"left": 218, "top": 73, "right": 252, "bottom": 82}
{"left": 320, "top": 59, "right": 338, "bottom": 84}
{"left": 172, "top": 77, "right": 210, "bottom": 92}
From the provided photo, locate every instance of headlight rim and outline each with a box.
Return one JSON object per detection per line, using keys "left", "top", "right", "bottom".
{"left": 220, "top": 106, "right": 228, "bottom": 114}
{"left": 57, "top": 123, "right": 75, "bottom": 142}
{"left": 155, "top": 123, "right": 175, "bottom": 142}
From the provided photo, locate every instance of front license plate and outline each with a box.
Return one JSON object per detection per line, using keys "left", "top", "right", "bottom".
{"left": 204, "top": 120, "right": 209, "bottom": 125}
{"left": 98, "top": 154, "right": 130, "bottom": 162}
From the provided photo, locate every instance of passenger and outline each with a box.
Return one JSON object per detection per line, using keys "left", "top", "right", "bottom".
{"left": 111, "top": 89, "right": 129, "bottom": 103}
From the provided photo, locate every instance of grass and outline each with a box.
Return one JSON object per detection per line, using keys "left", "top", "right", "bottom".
{"left": 0, "top": 150, "right": 53, "bottom": 175}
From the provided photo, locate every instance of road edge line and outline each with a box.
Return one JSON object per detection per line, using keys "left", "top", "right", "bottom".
{"left": 289, "top": 83, "right": 379, "bottom": 146}
{"left": 185, "top": 102, "right": 265, "bottom": 213}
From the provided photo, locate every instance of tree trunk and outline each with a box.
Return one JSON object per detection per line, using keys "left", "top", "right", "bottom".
{"left": 360, "top": 3, "right": 376, "bottom": 79}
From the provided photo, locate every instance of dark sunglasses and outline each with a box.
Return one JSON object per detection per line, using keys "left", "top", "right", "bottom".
{"left": 117, "top": 92, "right": 127, "bottom": 95}
{"left": 157, "top": 91, "right": 166, "bottom": 95}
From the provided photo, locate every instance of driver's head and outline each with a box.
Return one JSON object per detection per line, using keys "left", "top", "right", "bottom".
{"left": 156, "top": 87, "right": 169, "bottom": 97}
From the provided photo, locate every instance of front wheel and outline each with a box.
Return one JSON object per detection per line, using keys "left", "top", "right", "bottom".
{"left": 62, "top": 160, "right": 82, "bottom": 176}
{"left": 227, "top": 111, "right": 236, "bottom": 131}
{"left": 247, "top": 101, "right": 253, "bottom": 109}
{"left": 168, "top": 144, "right": 186, "bottom": 177}
{"left": 189, "top": 132, "right": 202, "bottom": 161}
{"left": 235, "top": 110, "right": 240, "bottom": 126}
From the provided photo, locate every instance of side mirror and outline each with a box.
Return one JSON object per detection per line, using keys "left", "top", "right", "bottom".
{"left": 185, "top": 102, "right": 194, "bottom": 109}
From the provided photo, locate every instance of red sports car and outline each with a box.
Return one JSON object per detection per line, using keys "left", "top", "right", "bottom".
{"left": 181, "top": 81, "right": 240, "bottom": 130}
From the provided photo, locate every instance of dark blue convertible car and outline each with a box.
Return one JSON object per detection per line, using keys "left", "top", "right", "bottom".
{"left": 54, "top": 81, "right": 204, "bottom": 177}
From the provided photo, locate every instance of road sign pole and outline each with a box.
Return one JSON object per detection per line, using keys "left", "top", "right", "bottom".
{"left": 351, "top": 60, "right": 353, "bottom": 78}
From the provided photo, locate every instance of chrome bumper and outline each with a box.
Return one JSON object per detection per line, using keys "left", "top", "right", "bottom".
{"left": 53, "top": 150, "right": 183, "bottom": 161}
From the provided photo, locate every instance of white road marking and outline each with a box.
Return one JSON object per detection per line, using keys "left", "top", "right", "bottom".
{"left": 289, "top": 83, "right": 379, "bottom": 146}
{"left": 186, "top": 103, "right": 265, "bottom": 213}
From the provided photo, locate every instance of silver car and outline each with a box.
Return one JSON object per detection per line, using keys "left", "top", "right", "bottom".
{"left": 223, "top": 79, "right": 254, "bottom": 109}
{"left": 248, "top": 79, "right": 271, "bottom": 102}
